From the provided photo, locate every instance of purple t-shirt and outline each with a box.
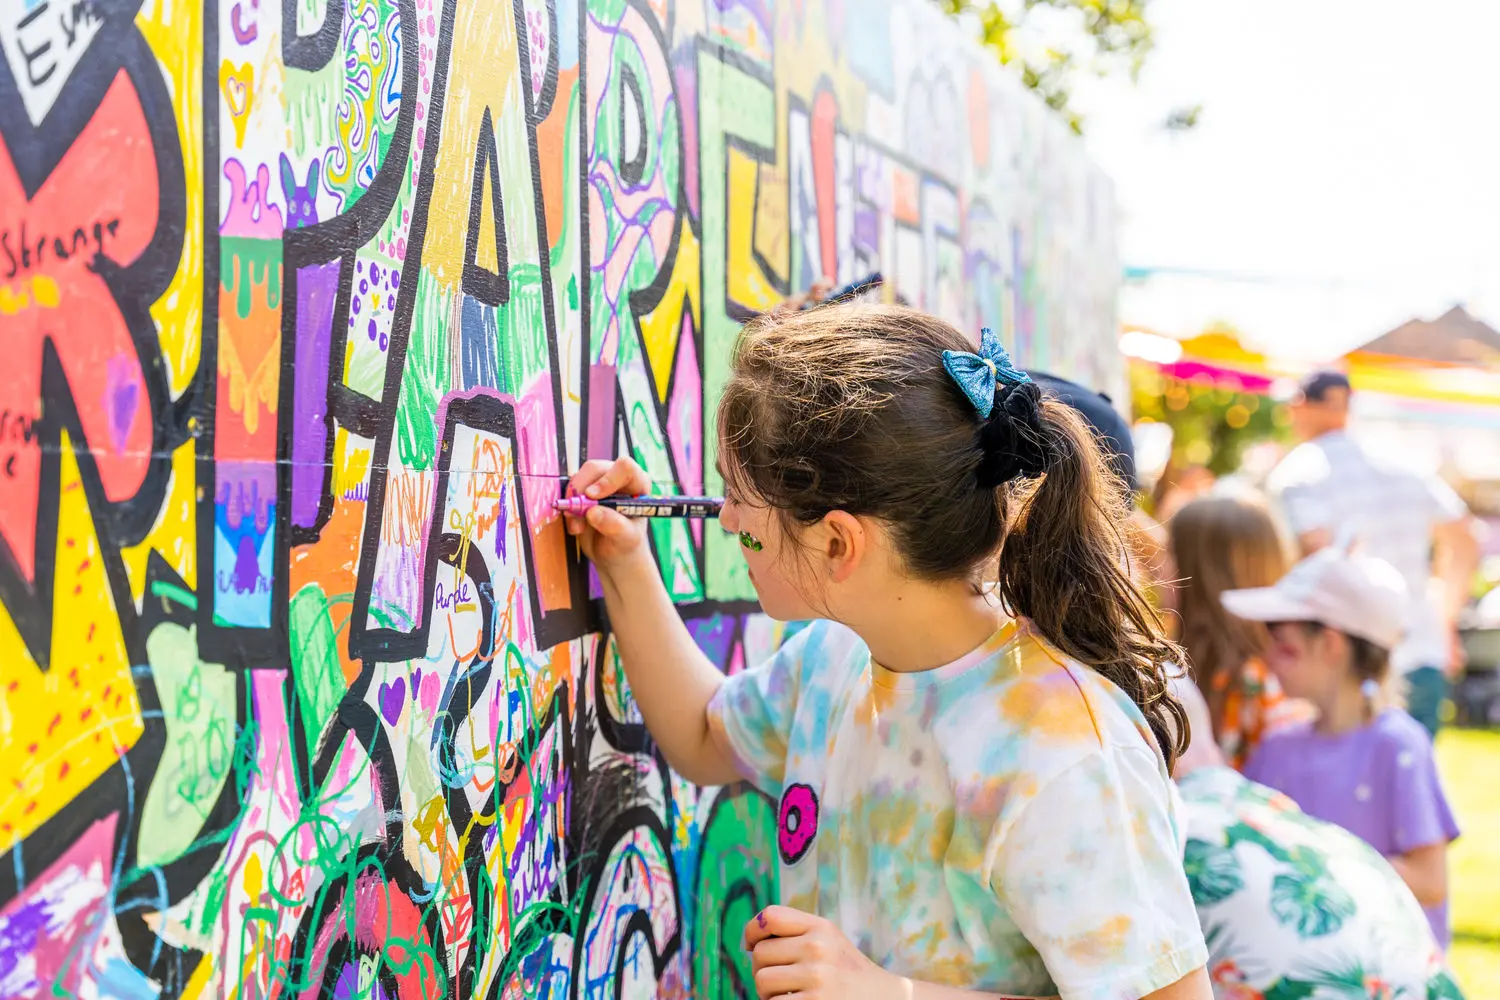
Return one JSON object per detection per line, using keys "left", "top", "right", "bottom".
{"left": 1243, "top": 708, "right": 1460, "bottom": 947}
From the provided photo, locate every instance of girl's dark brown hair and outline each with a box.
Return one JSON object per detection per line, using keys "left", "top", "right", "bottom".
{"left": 1349, "top": 635, "right": 1392, "bottom": 685}
{"left": 1167, "top": 495, "right": 1290, "bottom": 739}
{"left": 718, "top": 303, "right": 1189, "bottom": 768}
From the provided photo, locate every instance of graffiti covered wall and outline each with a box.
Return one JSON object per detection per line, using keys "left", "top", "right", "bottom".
{"left": 0, "top": 0, "right": 1118, "bottom": 995}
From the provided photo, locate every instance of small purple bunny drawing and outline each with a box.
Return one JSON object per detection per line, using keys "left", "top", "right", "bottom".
{"left": 280, "top": 153, "right": 321, "bottom": 229}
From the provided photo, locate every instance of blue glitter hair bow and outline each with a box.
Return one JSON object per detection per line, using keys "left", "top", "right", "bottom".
{"left": 941, "top": 327, "right": 1031, "bottom": 418}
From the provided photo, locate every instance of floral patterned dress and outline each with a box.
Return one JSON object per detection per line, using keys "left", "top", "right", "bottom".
{"left": 1178, "top": 767, "right": 1464, "bottom": 1000}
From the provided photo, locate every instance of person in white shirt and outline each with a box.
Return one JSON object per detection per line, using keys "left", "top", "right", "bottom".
{"left": 1266, "top": 370, "right": 1479, "bottom": 738}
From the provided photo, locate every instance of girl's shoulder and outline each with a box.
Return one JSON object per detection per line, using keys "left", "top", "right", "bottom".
{"left": 1020, "top": 627, "right": 1173, "bottom": 753}
{"left": 1254, "top": 715, "right": 1318, "bottom": 747}
{"left": 763, "top": 619, "right": 865, "bottom": 669}
{"left": 944, "top": 629, "right": 1168, "bottom": 785}
{"left": 1366, "top": 707, "right": 1437, "bottom": 759}
{"left": 752, "top": 619, "right": 870, "bottom": 697}
{"left": 1370, "top": 706, "right": 1430, "bottom": 739}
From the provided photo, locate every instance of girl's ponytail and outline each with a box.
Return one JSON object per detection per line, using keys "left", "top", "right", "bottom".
{"left": 717, "top": 303, "right": 1189, "bottom": 768}
{"left": 992, "top": 384, "right": 1189, "bottom": 770}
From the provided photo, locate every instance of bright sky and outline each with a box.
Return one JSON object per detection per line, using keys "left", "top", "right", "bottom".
{"left": 1071, "top": 0, "right": 1500, "bottom": 361}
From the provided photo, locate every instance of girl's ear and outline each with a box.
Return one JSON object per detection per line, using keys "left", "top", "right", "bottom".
{"left": 819, "top": 510, "right": 867, "bottom": 584}
{"left": 1316, "top": 625, "right": 1351, "bottom": 665}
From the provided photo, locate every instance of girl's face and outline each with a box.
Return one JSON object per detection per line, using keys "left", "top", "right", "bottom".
{"left": 1264, "top": 621, "right": 1347, "bottom": 702}
{"left": 717, "top": 489, "right": 822, "bottom": 622}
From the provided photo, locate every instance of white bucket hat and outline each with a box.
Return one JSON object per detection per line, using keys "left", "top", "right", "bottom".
{"left": 1219, "top": 534, "right": 1409, "bottom": 651}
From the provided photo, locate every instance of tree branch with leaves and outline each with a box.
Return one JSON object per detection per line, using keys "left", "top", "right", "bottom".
{"left": 936, "top": 0, "right": 1190, "bottom": 134}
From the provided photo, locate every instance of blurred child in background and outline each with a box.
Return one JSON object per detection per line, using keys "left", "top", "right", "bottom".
{"left": 1166, "top": 495, "right": 1306, "bottom": 769}
{"left": 1226, "top": 540, "right": 1461, "bottom": 950}
{"left": 1171, "top": 708, "right": 1463, "bottom": 1000}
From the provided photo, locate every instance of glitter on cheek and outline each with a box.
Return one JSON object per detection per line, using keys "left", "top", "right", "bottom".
{"left": 739, "top": 531, "right": 764, "bottom": 552}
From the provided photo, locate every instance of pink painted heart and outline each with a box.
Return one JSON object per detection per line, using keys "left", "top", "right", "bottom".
{"left": 377, "top": 677, "right": 406, "bottom": 725}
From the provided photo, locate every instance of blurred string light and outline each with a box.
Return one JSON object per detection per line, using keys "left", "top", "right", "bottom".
{"left": 1119, "top": 330, "right": 1182, "bottom": 364}
{"left": 1130, "top": 420, "right": 1174, "bottom": 485}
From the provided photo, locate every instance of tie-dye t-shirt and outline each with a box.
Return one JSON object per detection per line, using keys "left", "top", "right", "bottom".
{"left": 706, "top": 618, "right": 1208, "bottom": 1000}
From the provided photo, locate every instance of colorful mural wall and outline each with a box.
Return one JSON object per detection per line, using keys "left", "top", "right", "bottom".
{"left": 0, "top": 0, "right": 1119, "bottom": 994}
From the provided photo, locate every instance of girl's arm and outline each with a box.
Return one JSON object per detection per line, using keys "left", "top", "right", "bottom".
{"left": 1386, "top": 842, "right": 1448, "bottom": 907}
{"left": 746, "top": 907, "right": 1212, "bottom": 1000}
{"left": 1379, "top": 722, "right": 1458, "bottom": 909}
{"left": 1139, "top": 969, "right": 1214, "bottom": 1000}
{"left": 902, "top": 969, "right": 1209, "bottom": 1000}
{"left": 564, "top": 458, "right": 743, "bottom": 786}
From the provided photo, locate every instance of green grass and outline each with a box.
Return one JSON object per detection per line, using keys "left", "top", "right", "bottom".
{"left": 1437, "top": 728, "right": 1500, "bottom": 996}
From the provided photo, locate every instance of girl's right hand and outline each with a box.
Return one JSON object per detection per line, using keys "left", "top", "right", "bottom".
{"left": 564, "top": 457, "right": 652, "bottom": 572}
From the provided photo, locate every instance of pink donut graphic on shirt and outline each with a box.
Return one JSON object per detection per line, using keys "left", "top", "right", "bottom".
{"left": 777, "top": 783, "right": 820, "bottom": 865}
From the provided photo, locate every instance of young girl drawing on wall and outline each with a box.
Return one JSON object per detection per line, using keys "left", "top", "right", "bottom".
{"left": 563, "top": 306, "right": 1212, "bottom": 1000}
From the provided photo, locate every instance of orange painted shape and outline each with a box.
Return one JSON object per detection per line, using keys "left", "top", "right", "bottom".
{"left": 892, "top": 165, "right": 920, "bottom": 225}
{"left": 533, "top": 515, "right": 572, "bottom": 613}
{"left": 536, "top": 66, "right": 578, "bottom": 248}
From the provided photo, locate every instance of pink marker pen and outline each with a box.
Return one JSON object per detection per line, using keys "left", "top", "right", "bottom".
{"left": 553, "top": 495, "right": 724, "bottom": 519}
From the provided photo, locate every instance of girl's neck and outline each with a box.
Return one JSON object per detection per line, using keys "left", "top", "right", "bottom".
{"left": 844, "top": 579, "right": 1006, "bottom": 673}
{"left": 1313, "top": 674, "right": 1373, "bottom": 736}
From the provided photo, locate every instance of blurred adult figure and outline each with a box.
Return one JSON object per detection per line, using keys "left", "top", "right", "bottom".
{"left": 1267, "top": 370, "right": 1480, "bottom": 738}
{"left": 1167, "top": 495, "right": 1306, "bottom": 769}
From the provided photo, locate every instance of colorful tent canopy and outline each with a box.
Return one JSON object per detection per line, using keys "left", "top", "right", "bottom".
{"left": 1123, "top": 325, "right": 1500, "bottom": 418}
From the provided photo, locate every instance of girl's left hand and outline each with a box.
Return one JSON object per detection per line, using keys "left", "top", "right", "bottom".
{"left": 745, "top": 906, "right": 906, "bottom": 1000}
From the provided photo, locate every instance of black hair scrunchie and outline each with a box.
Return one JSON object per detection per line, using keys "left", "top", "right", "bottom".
{"left": 975, "top": 381, "right": 1053, "bottom": 488}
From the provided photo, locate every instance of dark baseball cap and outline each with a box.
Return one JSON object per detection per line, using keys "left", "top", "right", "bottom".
{"left": 1297, "top": 369, "right": 1352, "bottom": 403}
{"left": 1030, "top": 372, "right": 1137, "bottom": 493}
